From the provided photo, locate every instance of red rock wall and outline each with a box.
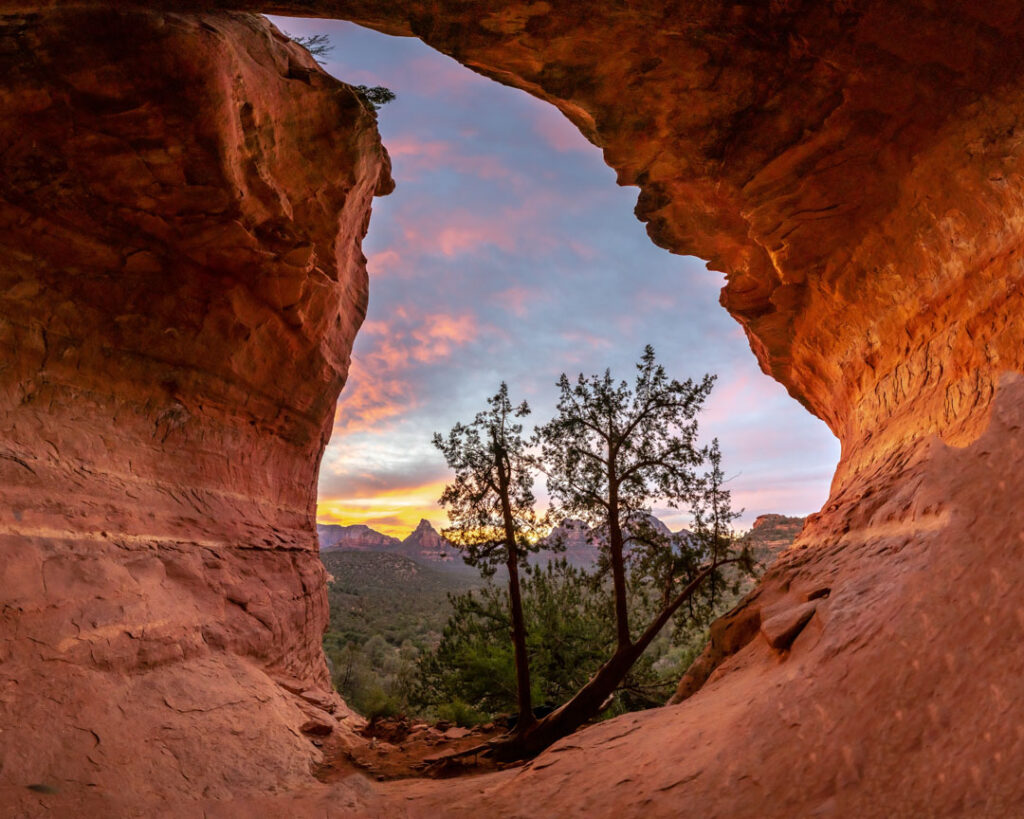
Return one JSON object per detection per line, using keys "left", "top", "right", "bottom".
{"left": 0, "top": 8, "right": 391, "bottom": 810}
{"left": 307, "top": 3, "right": 1024, "bottom": 815}
{"left": 3, "top": 0, "right": 1024, "bottom": 816}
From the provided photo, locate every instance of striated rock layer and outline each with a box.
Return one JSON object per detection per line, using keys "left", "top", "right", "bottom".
{"left": 317, "top": 522, "right": 401, "bottom": 551}
{"left": 3, "top": 0, "right": 1024, "bottom": 816}
{"left": 0, "top": 8, "right": 391, "bottom": 812}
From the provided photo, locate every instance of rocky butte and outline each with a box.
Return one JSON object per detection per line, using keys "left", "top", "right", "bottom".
{"left": 318, "top": 523, "right": 402, "bottom": 552}
{"left": 318, "top": 519, "right": 456, "bottom": 561}
{"left": 1, "top": 1, "right": 1023, "bottom": 817}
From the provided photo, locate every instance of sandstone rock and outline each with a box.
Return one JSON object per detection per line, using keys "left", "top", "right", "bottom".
{"left": 759, "top": 601, "right": 818, "bottom": 651}
{"left": 0, "top": 7, "right": 390, "bottom": 813}
{"left": 443, "top": 726, "right": 471, "bottom": 740}
{"left": 299, "top": 719, "right": 334, "bottom": 737}
{"left": 400, "top": 518, "right": 457, "bottom": 562}
{"left": 298, "top": 689, "right": 337, "bottom": 713}
{"left": 670, "top": 603, "right": 762, "bottom": 704}
{"left": 4, "top": 0, "right": 1024, "bottom": 817}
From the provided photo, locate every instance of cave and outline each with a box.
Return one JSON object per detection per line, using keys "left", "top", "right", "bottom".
{"left": 2, "top": 2, "right": 1023, "bottom": 816}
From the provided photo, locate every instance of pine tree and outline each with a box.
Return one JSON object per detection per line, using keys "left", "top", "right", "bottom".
{"left": 432, "top": 384, "right": 549, "bottom": 734}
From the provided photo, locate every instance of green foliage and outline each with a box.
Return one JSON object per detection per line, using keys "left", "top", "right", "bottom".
{"left": 414, "top": 559, "right": 721, "bottom": 719}
{"left": 432, "top": 383, "right": 549, "bottom": 575}
{"left": 416, "top": 584, "right": 518, "bottom": 714}
{"left": 285, "top": 32, "right": 333, "bottom": 62}
{"left": 326, "top": 635, "right": 417, "bottom": 718}
{"left": 321, "top": 551, "right": 483, "bottom": 718}
{"left": 435, "top": 698, "right": 490, "bottom": 728}
{"left": 321, "top": 550, "right": 480, "bottom": 646}
{"left": 361, "top": 688, "right": 404, "bottom": 720}
{"left": 284, "top": 32, "right": 395, "bottom": 110}
{"left": 354, "top": 85, "right": 397, "bottom": 111}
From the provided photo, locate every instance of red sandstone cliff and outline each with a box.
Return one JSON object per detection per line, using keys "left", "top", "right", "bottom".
{"left": 2, "top": 1, "right": 1024, "bottom": 817}
{"left": 0, "top": 8, "right": 391, "bottom": 811}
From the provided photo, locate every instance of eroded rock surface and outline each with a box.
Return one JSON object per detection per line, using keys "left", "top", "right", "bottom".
{"left": 0, "top": 8, "right": 390, "bottom": 812}
{"left": 2, "top": 0, "right": 1024, "bottom": 816}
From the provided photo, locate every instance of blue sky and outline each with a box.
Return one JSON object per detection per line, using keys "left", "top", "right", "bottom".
{"left": 270, "top": 17, "right": 840, "bottom": 537}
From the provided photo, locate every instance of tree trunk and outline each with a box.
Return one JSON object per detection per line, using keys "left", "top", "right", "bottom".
{"left": 496, "top": 444, "right": 535, "bottom": 733}
{"left": 606, "top": 476, "right": 631, "bottom": 650}
{"left": 505, "top": 539, "right": 535, "bottom": 732}
{"left": 490, "top": 643, "right": 639, "bottom": 760}
{"left": 489, "top": 564, "right": 728, "bottom": 761}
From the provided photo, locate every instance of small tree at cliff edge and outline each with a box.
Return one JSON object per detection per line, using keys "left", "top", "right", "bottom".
{"left": 432, "top": 383, "right": 553, "bottom": 735}
{"left": 285, "top": 31, "right": 395, "bottom": 110}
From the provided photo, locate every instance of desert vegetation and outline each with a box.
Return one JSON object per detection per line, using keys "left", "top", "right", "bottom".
{"left": 324, "top": 347, "right": 758, "bottom": 760}
{"left": 285, "top": 30, "right": 395, "bottom": 110}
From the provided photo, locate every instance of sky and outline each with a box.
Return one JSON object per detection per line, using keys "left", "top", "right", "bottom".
{"left": 271, "top": 17, "right": 841, "bottom": 539}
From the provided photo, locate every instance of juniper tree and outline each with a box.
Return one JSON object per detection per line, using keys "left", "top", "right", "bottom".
{"left": 353, "top": 85, "right": 396, "bottom": 111}
{"left": 285, "top": 32, "right": 395, "bottom": 111}
{"left": 487, "top": 345, "right": 750, "bottom": 759}
{"left": 286, "top": 32, "right": 333, "bottom": 61}
{"left": 432, "top": 383, "right": 549, "bottom": 734}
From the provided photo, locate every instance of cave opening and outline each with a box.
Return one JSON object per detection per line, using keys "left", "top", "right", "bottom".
{"left": 272, "top": 16, "right": 839, "bottom": 739}
{"left": 6, "top": 3, "right": 1023, "bottom": 813}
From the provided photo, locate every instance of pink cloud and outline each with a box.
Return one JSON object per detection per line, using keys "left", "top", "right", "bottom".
{"left": 411, "top": 313, "right": 478, "bottom": 361}
{"left": 385, "top": 137, "right": 450, "bottom": 161}
{"left": 436, "top": 224, "right": 510, "bottom": 256}
{"left": 398, "top": 207, "right": 519, "bottom": 258}
{"left": 491, "top": 286, "right": 536, "bottom": 318}
{"left": 334, "top": 309, "right": 479, "bottom": 435}
{"left": 384, "top": 136, "right": 517, "bottom": 183}
{"left": 532, "top": 106, "right": 594, "bottom": 154}
{"left": 366, "top": 249, "right": 402, "bottom": 277}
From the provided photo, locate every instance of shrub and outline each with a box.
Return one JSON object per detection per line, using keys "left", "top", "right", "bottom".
{"left": 436, "top": 698, "right": 489, "bottom": 728}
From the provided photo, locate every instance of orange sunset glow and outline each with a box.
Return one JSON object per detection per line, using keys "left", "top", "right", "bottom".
{"left": 317, "top": 482, "right": 449, "bottom": 538}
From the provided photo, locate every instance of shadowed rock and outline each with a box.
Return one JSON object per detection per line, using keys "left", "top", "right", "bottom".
{"left": 760, "top": 601, "right": 818, "bottom": 651}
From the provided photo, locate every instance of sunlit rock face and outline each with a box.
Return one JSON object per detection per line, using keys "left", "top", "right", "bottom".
{"left": 302, "top": 2, "right": 1024, "bottom": 815}
{"left": 0, "top": 8, "right": 391, "bottom": 810}
{"left": 3, "top": 0, "right": 1024, "bottom": 815}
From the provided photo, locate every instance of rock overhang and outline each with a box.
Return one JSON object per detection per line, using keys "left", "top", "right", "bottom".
{"left": 2, "top": 1, "right": 1024, "bottom": 815}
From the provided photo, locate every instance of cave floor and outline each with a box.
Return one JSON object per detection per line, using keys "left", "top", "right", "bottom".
{"left": 314, "top": 716, "right": 523, "bottom": 784}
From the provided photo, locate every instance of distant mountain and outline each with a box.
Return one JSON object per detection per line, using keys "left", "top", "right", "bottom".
{"left": 745, "top": 514, "right": 805, "bottom": 561}
{"left": 534, "top": 518, "right": 596, "bottom": 568}
{"left": 534, "top": 513, "right": 686, "bottom": 569}
{"left": 401, "top": 519, "right": 457, "bottom": 562}
{"left": 317, "top": 523, "right": 401, "bottom": 551}
{"left": 318, "top": 513, "right": 806, "bottom": 572}
{"left": 317, "top": 519, "right": 458, "bottom": 563}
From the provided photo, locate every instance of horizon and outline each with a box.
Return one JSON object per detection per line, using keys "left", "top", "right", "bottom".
{"left": 318, "top": 510, "right": 807, "bottom": 544}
